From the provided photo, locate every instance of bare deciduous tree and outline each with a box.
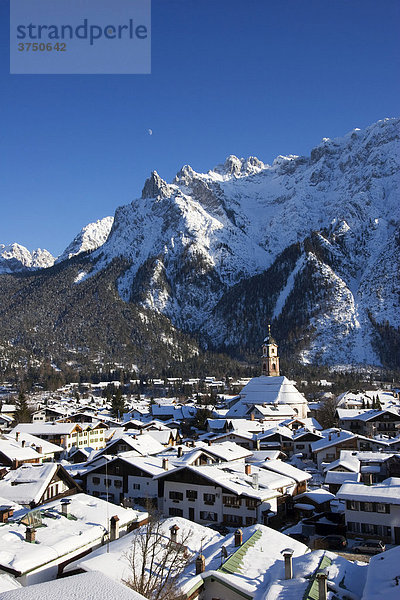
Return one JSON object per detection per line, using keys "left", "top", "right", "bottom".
{"left": 124, "top": 510, "right": 193, "bottom": 600}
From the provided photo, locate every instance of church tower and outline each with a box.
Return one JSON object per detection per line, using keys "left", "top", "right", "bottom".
{"left": 261, "top": 325, "right": 280, "bottom": 376}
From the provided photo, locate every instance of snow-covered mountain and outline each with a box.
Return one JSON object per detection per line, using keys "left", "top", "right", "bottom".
{"left": 0, "top": 243, "right": 54, "bottom": 273}
{"left": 57, "top": 216, "right": 114, "bottom": 262}
{"left": 1, "top": 118, "right": 398, "bottom": 369}
{"left": 84, "top": 117, "right": 399, "bottom": 366}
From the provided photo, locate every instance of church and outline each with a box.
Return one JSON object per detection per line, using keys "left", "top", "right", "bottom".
{"left": 226, "top": 326, "right": 309, "bottom": 420}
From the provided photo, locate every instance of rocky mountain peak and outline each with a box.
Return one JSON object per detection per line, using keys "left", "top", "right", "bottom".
{"left": 141, "top": 170, "right": 172, "bottom": 199}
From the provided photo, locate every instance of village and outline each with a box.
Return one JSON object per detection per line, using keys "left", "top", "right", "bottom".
{"left": 0, "top": 328, "right": 399, "bottom": 600}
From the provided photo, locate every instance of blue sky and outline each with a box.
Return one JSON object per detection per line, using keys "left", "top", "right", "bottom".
{"left": 1, "top": 0, "right": 399, "bottom": 256}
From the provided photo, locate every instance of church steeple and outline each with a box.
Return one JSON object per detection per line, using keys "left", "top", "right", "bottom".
{"left": 261, "top": 325, "right": 280, "bottom": 376}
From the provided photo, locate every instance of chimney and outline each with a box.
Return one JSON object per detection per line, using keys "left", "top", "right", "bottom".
{"left": 251, "top": 472, "right": 259, "bottom": 490}
{"left": 36, "top": 446, "right": 43, "bottom": 454}
{"left": 170, "top": 524, "right": 179, "bottom": 543}
{"left": 26, "top": 526, "right": 36, "bottom": 543}
{"left": 234, "top": 528, "right": 243, "bottom": 547}
{"left": 282, "top": 548, "right": 294, "bottom": 579}
{"left": 177, "top": 446, "right": 183, "bottom": 458}
{"left": 110, "top": 515, "right": 120, "bottom": 541}
{"left": 61, "top": 498, "right": 71, "bottom": 517}
{"left": 196, "top": 553, "right": 206, "bottom": 574}
{"left": 162, "top": 458, "right": 169, "bottom": 471}
{"left": 245, "top": 464, "right": 251, "bottom": 476}
{"left": 316, "top": 571, "right": 328, "bottom": 600}
{"left": 256, "top": 439, "right": 260, "bottom": 451}
{"left": 207, "top": 440, "right": 212, "bottom": 447}
{"left": 328, "top": 434, "right": 332, "bottom": 441}
{"left": 250, "top": 412, "right": 255, "bottom": 421}
{"left": 21, "top": 440, "right": 26, "bottom": 448}
{"left": 15, "top": 432, "right": 19, "bottom": 442}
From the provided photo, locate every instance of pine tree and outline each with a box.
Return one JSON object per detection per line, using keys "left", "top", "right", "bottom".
{"left": 14, "top": 391, "right": 33, "bottom": 424}
{"left": 111, "top": 387, "right": 125, "bottom": 419}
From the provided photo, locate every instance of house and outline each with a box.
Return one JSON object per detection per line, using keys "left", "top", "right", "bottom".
{"left": 157, "top": 461, "right": 301, "bottom": 527}
{"left": 5, "top": 432, "right": 63, "bottom": 461}
{"left": 0, "top": 493, "right": 148, "bottom": 585}
{"left": 65, "top": 518, "right": 316, "bottom": 600}
{"left": 0, "top": 463, "right": 81, "bottom": 507}
{"left": 0, "top": 437, "right": 43, "bottom": 469}
{"left": 292, "top": 428, "right": 323, "bottom": 458}
{"left": 11, "top": 422, "right": 107, "bottom": 452}
{"left": 337, "top": 477, "right": 400, "bottom": 544}
{"left": 32, "top": 407, "right": 68, "bottom": 422}
{"left": 337, "top": 408, "right": 400, "bottom": 437}
{"left": 293, "top": 489, "right": 335, "bottom": 514}
{"left": 311, "top": 429, "right": 358, "bottom": 469}
{"left": 83, "top": 454, "right": 168, "bottom": 505}
{"left": 98, "top": 432, "right": 164, "bottom": 456}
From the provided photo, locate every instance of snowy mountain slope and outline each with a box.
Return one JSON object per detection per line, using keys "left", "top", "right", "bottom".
{"left": 0, "top": 243, "right": 54, "bottom": 274}
{"left": 57, "top": 216, "right": 114, "bottom": 263}
{"left": 81, "top": 117, "right": 399, "bottom": 366}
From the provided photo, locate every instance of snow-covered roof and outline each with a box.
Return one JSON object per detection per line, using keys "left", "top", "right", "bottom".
{"left": 311, "top": 429, "right": 356, "bottom": 452}
{"left": 0, "top": 463, "right": 58, "bottom": 505}
{"left": 106, "top": 433, "right": 164, "bottom": 455}
{"left": 4, "top": 433, "right": 62, "bottom": 455}
{"left": 323, "top": 451, "right": 360, "bottom": 473}
{"left": 69, "top": 518, "right": 308, "bottom": 600}
{"left": 159, "top": 461, "right": 295, "bottom": 500}
{"left": 0, "top": 438, "right": 42, "bottom": 462}
{"left": 325, "top": 471, "right": 360, "bottom": 485}
{"left": 197, "top": 441, "right": 253, "bottom": 461}
{"left": 260, "top": 459, "right": 312, "bottom": 483}
{"left": 0, "top": 571, "right": 146, "bottom": 600}
{"left": 0, "top": 493, "right": 147, "bottom": 577}
{"left": 362, "top": 545, "right": 400, "bottom": 600}
{"left": 337, "top": 478, "right": 400, "bottom": 504}
{"left": 295, "top": 489, "right": 335, "bottom": 504}
{"left": 226, "top": 376, "right": 307, "bottom": 417}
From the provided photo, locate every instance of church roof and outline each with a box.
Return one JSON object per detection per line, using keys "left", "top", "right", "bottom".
{"left": 226, "top": 376, "right": 307, "bottom": 418}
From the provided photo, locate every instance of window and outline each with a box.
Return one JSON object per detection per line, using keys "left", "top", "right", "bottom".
{"left": 360, "top": 502, "right": 374, "bottom": 512}
{"left": 186, "top": 490, "right": 197, "bottom": 500}
{"left": 296, "top": 444, "right": 305, "bottom": 449}
{"left": 169, "top": 508, "right": 183, "bottom": 517}
{"left": 104, "top": 478, "right": 111, "bottom": 486}
{"left": 200, "top": 511, "right": 217, "bottom": 521}
{"left": 246, "top": 498, "right": 257, "bottom": 509}
{"left": 224, "top": 514, "right": 242, "bottom": 525}
{"left": 114, "top": 480, "right": 122, "bottom": 488}
{"left": 169, "top": 491, "right": 183, "bottom": 501}
{"left": 203, "top": 493, "right": 215, "bottom": 505}
{"left": 223, "top": 496, "right": 240, "bottom": 507}
{"left": 376, "top": 503, "right": 390, "bottom": 514}
{"left": 133, "top": 483, "right": 141, "bottom": 490}
{"left": 92, "top": 476, "right": 100, "bottom": 485}
{"left": 347, "top": 521, "right": 360, "bottom": 533}
{"left": 246, "top": 516, "right": 257, "bottom": 525}
{"left": 346, "top": 500, "right": 359, "bottom": 511}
